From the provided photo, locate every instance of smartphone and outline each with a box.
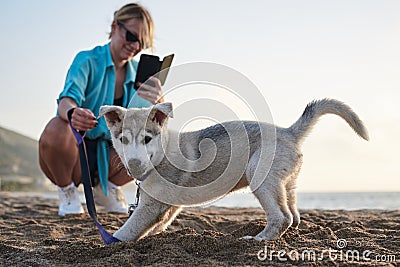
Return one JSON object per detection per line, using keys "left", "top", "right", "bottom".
{"left": 134, "top": 54, "right": 174, "bottom": 89}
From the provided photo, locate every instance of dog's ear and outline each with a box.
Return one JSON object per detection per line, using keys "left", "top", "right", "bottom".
{"left": 98, "top": 105, "right": 126, "bottom": 129}
{"left": 149, "top": 102, "right": 173, "bottom": 126}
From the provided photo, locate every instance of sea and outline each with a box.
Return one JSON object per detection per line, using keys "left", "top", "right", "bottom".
{"left": 211, "top": 191, "right": 400, "bottom": 210}
{"left": 34, "top": 189, "right": 400, "bottom": 210}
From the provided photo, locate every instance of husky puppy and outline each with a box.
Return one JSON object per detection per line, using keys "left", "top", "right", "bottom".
{"left": 99, "top": 98, "right": 368, "bottom": 242}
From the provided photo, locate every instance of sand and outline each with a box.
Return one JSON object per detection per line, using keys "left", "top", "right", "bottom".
{"left": 0, "top": 192, "right": 398, "bottom": 266}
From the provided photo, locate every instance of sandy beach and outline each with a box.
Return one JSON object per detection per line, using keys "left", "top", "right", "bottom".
{"left": 0, "top": 192, "right": 398, "bottom": 266}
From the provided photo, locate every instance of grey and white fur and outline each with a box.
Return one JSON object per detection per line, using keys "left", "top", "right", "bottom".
{"left": 99, "top": 98, "right": 369, "bottom": 242}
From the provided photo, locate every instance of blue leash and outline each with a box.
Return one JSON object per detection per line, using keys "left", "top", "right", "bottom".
{"left": 67, "top": 108, "right": 120, "bottom": 245}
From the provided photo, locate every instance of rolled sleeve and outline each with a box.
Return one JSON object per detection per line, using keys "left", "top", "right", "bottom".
{"left": 57, "top": 53, "right": 90, "bottom": 106}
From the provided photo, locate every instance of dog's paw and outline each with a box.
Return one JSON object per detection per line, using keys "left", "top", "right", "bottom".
{"left": 291, "top": 218, "right": 300, "bottom": 229}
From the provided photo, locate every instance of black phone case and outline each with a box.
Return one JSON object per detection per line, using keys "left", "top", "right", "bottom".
{"left": 134, "top": 54, "right": 174, "bottom": 89}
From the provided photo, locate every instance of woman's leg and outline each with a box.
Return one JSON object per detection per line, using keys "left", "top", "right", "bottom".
{"left": 39, "top": 117, "right": 84, "bottom": 215}
{"left": 39, "top": 117, "right": 81, "bottom": 187}
{"left": 91, "top": 148, "right": 132, "bottom": 213}
{"left": 108, "top": 149, "right": 133, "bottom": 186}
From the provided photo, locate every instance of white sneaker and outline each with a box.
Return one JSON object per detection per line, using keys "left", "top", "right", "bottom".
{"left": 58, "top": 182, "right": 84, "bottom": 216}
{"left": 93, "top": 182, "right": 128, "bottom": 213}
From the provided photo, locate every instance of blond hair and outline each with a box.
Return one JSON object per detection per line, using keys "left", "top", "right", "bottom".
{"left": 110, "top": 3, "right": 154, "bottom": 51}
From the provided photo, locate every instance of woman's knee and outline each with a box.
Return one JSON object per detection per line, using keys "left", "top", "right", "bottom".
{"left": 39, "top": 117, "right": 72, "bottom": 148}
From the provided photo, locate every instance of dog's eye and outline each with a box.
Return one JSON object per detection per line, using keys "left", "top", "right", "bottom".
{"left": 144, "top": 136, "right": 152, "bottom": 144}
{"left": 119, "top": 136, "right": 129, "bottom": 145}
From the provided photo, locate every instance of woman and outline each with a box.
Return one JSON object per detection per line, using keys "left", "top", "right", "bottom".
{"left": 39, "top": 3, "right": 163, "bottom": 216}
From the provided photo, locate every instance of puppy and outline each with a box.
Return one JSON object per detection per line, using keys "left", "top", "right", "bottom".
{"left": 99, "top": 98, "right": 368, "bottom": 242}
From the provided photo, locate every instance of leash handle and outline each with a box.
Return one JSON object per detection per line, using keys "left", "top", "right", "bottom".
{"left": 67, "top": 108, "right": 120, "bottom": 244}
{"left": 67, "top": 108, "right": 85, "bottom": 145}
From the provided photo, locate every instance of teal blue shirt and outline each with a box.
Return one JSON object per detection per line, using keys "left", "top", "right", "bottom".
{"left": 58, "top": 43, "right": 152, "bottom": 195}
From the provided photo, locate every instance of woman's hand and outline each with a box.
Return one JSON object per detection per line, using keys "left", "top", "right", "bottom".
{"left": 58, "top": 97, "right": 97, "bottom": 131}
{"left": 136, "top": 76, "right": 164, "bottom": 104}
{"left": 69, "top": 107, "right": 98, "bottom": 131}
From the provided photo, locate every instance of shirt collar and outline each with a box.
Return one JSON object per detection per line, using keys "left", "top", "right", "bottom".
{"left": 105, "top": 43, "right": 114, "bottom": 68}
{"left": 125, "top": 59, "right": 137, "bottom": 85}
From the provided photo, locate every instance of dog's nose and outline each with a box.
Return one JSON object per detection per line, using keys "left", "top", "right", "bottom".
{"left": 127, "top": 159, "right": 146, "bottom": 177}
{"left": 128, "top": 159, "right": 142, "bottom": 168}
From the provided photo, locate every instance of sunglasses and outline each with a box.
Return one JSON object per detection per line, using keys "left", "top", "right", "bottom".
{"left": 117, "top": 21, "right": 142, "bottom": 46}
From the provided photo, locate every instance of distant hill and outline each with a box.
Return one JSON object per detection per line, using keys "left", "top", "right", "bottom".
{"left": 0, "top": 126, "right": 47, "bottom": 190}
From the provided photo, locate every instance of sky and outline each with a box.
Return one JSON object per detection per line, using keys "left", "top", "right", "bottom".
{"left": 0, "top": 0, "right": 399, "bottom": 192}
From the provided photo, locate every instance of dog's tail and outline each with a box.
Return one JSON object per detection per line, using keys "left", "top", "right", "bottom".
{"left": 289, "top": 98, "right": 369, "bottom": 144}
